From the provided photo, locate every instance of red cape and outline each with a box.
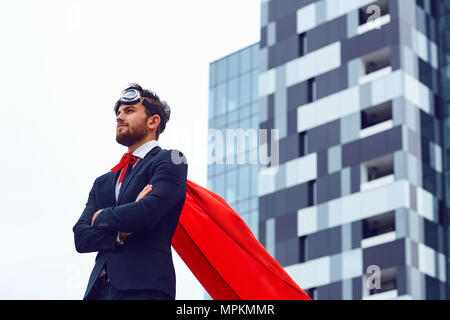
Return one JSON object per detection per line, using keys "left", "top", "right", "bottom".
{"left": 171, "top": 179, "right": 311, "bottom": 300}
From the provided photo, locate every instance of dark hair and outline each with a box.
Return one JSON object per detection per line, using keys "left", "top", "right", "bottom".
{"left": 119, "top": 83, "right": 171, "bottom": 139}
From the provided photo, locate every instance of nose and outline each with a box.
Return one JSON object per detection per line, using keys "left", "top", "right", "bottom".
{"left": 116, "top": 111, "right": 125, "bottom": 123}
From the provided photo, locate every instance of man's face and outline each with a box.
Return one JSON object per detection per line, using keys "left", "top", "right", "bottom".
{"left": 115, "top": 102, "right": 150, "bottom": 146}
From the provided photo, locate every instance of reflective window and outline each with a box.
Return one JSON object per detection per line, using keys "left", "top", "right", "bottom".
{"left": 251, "top": 197, "right": 257, "bottom": 211}
{"left": 250, "top": 210, "right": 258, "bottom": 236}
{"left": 239, "top": 72, "right": 251, "bottom": 106}
{"left": 241, "top": 213, "right": 250, "bottom": 227}
{"left": 228, "top": 53, "right": 240, "bottom": 79}
{"left": 207, "top": 164, "right": 215, "bottom": 177}
{"left": 240, "top": 48, "right": 252, "bottom": 73}
{"left": 226, "top": 169, "right": 238, "bottom": 204}
{"left": 217, "top": 58, "right": 227, "bottom": 83}
{"left": 239, "top": 115, "right": 251, "bottom": 131}
{"left": 238, "top": 165, "right": 250, "bottom": 201}
{"left": 227, "top": 109, "right": 239, "bottom": 126}
{"left": 251, "top": 44, "right": 259, "bottom": 70}
{"left": 209, "top": 63, "right": 216, "bottom": 87}
{"left": 251, "top": 69, "right": 259, "bottom": 101}
{"left": 250, "top": 164, "right": 259, "bottom": 197}
{"left": 239, "top": 200, "right": 250, "bottom": 214}
{"left": 208, "top": 88, "right": 215, "bottom": 119}
{"left": 215, "top": 172, "right": 225, "bottom": 197}
{"left": 241, "top": 104, "right": 251, "bottom": 119}
{"left": 216, "top": 82, "right": 227, "bottom": 115}
{"left": 207, "top": 177, "right": 214, "bottom": 192}
{"left": 251, "top": 114, "right": 259, "bottom": 130}
{"left": 251, "top": 101, "right": 259, "bottom": 115}
{"left": 227, "top": 77, "right": 239, "bottom": 112}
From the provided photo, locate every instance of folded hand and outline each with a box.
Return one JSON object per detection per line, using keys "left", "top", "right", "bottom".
{"left": 119, "top": 184, "right": 153, "bottom": 240}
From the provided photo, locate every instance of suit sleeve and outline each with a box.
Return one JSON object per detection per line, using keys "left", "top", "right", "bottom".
{"left": 92, "top": 150, "right": 188, "bottom": 233}
{"left": 72, "top": 178, "right": 119, "bottom": 253}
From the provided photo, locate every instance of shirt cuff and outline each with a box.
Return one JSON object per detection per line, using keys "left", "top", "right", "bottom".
{"left": 116, "top": 232, "right": 124, "bottom": 245}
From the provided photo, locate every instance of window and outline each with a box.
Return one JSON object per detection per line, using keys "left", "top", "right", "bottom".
{"left": 226, "top": 169, "right": 238, "bottom": 204}
{"left": 369, "top": 267, "right": 397, "bottom": 295}
{"left": 240, "top": 48, "right": 252, "bottom": 73}
{"left": 298, "top": 32, "right": 308, "bottom": 57}
{"left": 215, "top": 173, "right": 225, "bottom": 198}
{"left": 360, "top": 101, "right": 393, "bottom": 138}
{"left": 361, "top": 154, "right": 394, "bottom": 183}
{"left": 217, "top": 58, "right": 227, "bottom": 83}
{"left": 208, "top": 88, "right": 215, "bottom": 119}
{"left": 307, "top": 78, "right": 317, "bottom": 103}
{"left": 416, "top": 0, "right": 424, "bottom": 9}
{"left": 210, "top": 63, "right": 217, "bottom": 87}
{"left": 227, "top": 77, "right": 239, "bottom": 112}
{"left": 228, "top": 53, "right": 239, "bottom": 79}
{"left": 239, "top": 72, "right": 251, "bottom": 106}
{"left": 238, "top": 166, "right": 250, "bottom": 201}
{"left": 251, "top": 69, "right": 259, "bottom": 101}
{"left": 306, "top": 287, "right": 318, "bottom": 299}
{"left": 299, "top": 131, "right": 308, "bottom": 157}
{"left": 308, "top": 180, "right": 317, "bottom": 206}
{"left": 216, "top": 82, "right": 227, "bottom": 116}
{"left": 299, "top": 236, "right": 309, "bottom": 263}
{"left": 362, "top": 211, "right": 395, "bottom": 239}
{"left": 359, "top": 0, "right": 389, "bottom": 26}
{"left": 359, "top": 47, "right": 391, "bottom": 84}
{"left": 361, "top": 101, "right": 392, "bottom": 130}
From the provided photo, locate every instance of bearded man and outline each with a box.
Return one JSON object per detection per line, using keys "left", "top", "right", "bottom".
{"left": 73, "top": 83, "right": 188, "bottom": 300}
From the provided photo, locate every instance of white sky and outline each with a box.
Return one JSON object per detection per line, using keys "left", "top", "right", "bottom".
{"left": 0, "top": 0, "right": 260, "bottom": 299}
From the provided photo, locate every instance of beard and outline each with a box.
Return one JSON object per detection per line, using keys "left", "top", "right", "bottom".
{"left": 116, "top": 119, "right": 149, "bottom": 146}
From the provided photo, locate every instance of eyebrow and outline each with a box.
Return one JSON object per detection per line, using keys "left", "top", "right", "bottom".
{"left": 119, "top": 106, "right": 136, "bottom": 112}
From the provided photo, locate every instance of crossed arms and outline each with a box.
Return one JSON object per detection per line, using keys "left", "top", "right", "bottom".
{"left": 73, "top": 155, "right": 187, "bottom": 253}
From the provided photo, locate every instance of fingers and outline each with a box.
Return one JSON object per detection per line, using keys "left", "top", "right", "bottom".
{"left": 135, "top": 185, "right": 153, "bottom": 202}
{"left": 141, "top": 185, "right": 153, "bottom": 195}
{"left": 119, "top": 232, "right": 133, "bottom": 241}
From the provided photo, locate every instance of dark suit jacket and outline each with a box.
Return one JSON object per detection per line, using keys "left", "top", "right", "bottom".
{"left": 73, "top": 146, "right": 188, "bottom": 299}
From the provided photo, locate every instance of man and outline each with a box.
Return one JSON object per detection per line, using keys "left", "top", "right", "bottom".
{"left": 73, "top": 83, "right": 188, "bottom": 300}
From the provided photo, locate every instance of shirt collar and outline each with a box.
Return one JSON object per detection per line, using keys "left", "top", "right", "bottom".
{"left": 132, "top": 139, "right": 159, "bottom": 160}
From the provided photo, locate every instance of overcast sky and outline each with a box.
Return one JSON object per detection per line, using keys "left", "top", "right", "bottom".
{"left": 0, "top": 0, "right": 260, "bottom": 299}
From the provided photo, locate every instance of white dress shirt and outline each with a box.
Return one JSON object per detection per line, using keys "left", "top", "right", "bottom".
{"left": 115, "top": 139, "right": 159, "bottom": 201}
{"left": 99, "top": 139, "right": 159, "bottom": 279}
{"left": 113, "top": 139, "right": 159, "bottom": 244}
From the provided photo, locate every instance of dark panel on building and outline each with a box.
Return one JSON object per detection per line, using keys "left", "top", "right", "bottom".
{"left": 363, "top": 239, "right": 406, "bottom": 270}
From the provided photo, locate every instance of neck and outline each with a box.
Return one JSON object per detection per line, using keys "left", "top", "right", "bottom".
{"left": 127, "top": 136, "right": 156, "bottom": 154}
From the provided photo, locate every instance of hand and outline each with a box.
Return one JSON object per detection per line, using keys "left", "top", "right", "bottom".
{"left": 119, "top": 232, "right": 133, "bottom": 241}
{"left": 119, "top": 185, "right": 153, "bottom": 241}
{"left": 91, "top": 209, "right": 103, "bottom": 226}
{"left": 136, "top": 184, "right": 153, "bottom": 202}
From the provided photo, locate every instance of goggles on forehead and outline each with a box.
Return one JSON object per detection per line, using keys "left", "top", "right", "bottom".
{"left": 114, "top": 87, "right": 161, "bottom": 119}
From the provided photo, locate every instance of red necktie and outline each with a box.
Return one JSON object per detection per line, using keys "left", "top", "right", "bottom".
{"left": 111, "top": 152, "right": 137, "bottom": 183}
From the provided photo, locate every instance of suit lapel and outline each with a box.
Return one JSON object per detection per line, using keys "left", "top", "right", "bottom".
{"left": 117, "top": 146, "right": 161, "bottom": 204}
{"left": 109, "top": 169, "right": 121, "bottom": 205}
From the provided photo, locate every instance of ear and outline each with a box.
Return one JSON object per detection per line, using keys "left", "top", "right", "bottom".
{"left": 147, "top": 114, "right": 161, "bottom": 131}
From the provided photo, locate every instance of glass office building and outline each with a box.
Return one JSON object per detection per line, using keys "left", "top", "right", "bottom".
{"left": 208, "top": 43, "right": 260, "bottom": 237}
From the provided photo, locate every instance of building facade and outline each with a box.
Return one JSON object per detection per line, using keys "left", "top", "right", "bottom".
{"left": 257, "top": 0, "right": 448, "bottom": 300}
{"left": 208, "top": 44, "right": 260, "bottom": 238}
{"left": 207, "top": 0, "right": 450, "bottom": 299}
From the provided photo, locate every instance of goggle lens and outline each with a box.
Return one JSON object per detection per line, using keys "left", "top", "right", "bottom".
{"left": 121, "top": 89, "right": 139, "bottom": 101}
